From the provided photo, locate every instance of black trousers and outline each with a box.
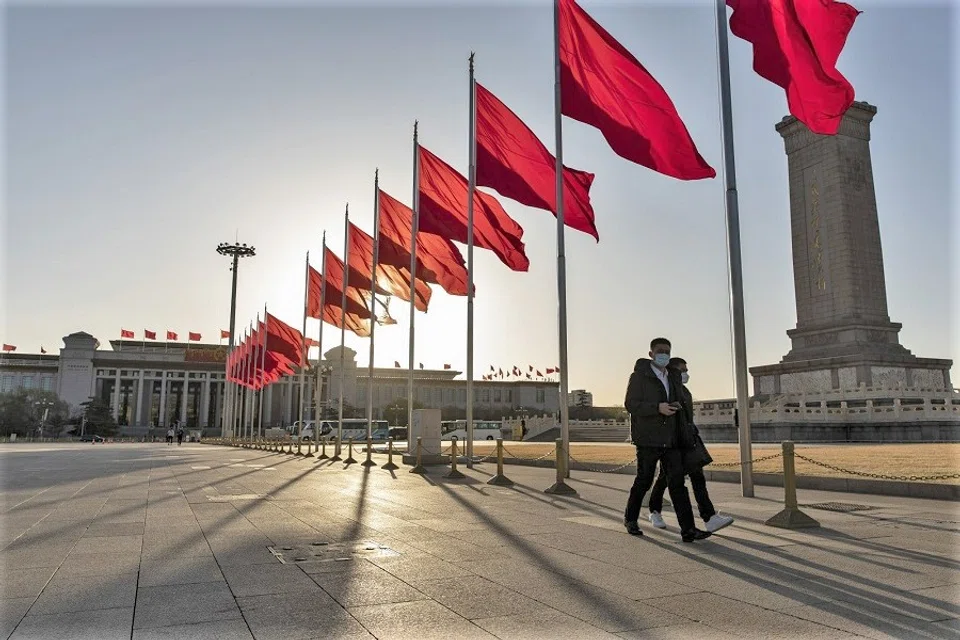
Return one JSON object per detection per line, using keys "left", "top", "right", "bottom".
{"left": 648, "top": 464, "right": 716, "bottom": 523}
{"left": 624, "top": 446, "right": 695, "bottom": 533}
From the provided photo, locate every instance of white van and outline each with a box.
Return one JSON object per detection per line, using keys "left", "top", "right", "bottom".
{"left": 310, "top": 419, "right": 388, "bottom": 442}
{"left": 440, "top": 420, "right": 504, "bottom": 441}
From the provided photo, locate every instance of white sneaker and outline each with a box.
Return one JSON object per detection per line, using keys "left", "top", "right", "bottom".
{"left": 649, "top": 512, "right": 667, "bottom": 529}
{"left": 705, "top": 514, "right": 735, "bottom": 533}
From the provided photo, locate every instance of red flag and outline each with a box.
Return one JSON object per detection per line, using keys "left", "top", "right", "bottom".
{"left": 320, "top": 302, "right": 372, "bottom": 338}
{"left": 2, "top": 344, "right": 16, "bottom": 352}
{"left": 378, "top": 190, "right": 469, "bottom": 297}
{"left": 419, "top": 363, "right": 424, "bottom": 370}
{"left": 528, "top": 365, "right": 533, "bottom": 372}
{"left": 166, "top": 331, "right": 178, "bottom": 341}
{"left": 418, "top": 146, "right": 529, "bottom": 272}
{"left": 120, "top": 329, "right": 134, "bottom": 339}
{"left": 536, "top": 370, "right": 543, "bottom": 377}
{"left": 727, "top": 0, "right": 860, "bottom": 135}
{"left": 220, "top": 329, "right": 230, "bottom": 339}
{"left": 308, "top": 260, "right": 374, "bottom": 320}
{"left": 188, "top": 332, "right": 201, "bottom": 342}
{"left": 475, "top": 82, "right": 598, "bottom": 240}
{"left": 144, "top": 330, "right": 156, "bottom": 340}
{"left": 546, "top": 368, "right": 555, "bottom": 374}
{"left": 443, "top": 364, "right": 451, "bottom": 370}
{"left": 41, "top": 346, "right": 47, "bottom": 354}
{"left": 395, "top": 361, "right": 401, "bottom": 368}
{"left": 558, "top": 0, "right": 715, "bottom": 180}
{"left": 348, "top": 222, "right": 431, "bottom": 312}
{"left": 265, "top": 313, "right": 305, "bottom": 367}
{"left": 526, "top": 373, "right": 532, "bottom": 379}
{"left": 305, "top": 338, "right": 319, "bottom": 348}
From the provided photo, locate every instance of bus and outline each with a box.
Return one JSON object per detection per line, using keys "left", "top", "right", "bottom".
{"left": 440, "top": 420, "right": 505, "bottom": 441}
{"left": 305, "top": 419, "right": 388, "bottom": 442}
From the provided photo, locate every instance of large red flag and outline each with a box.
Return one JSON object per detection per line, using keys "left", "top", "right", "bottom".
{"left": 558, "top": 0, "right": 715, "bottom": 180}
{"left": 378, "top": 190, "right": 469, "bottom": 296}
{"left": 347, "top": 222, "right": 431, "bottom": 312}
{"left": 475, "top": 82, "right": 598, "bottom": 240}
{"left": 264, "top": 313, "right": 304, "bottom": 367}
{"left": 727, "top": 0, "right": 859, "bottom": 135}
{"left": 418, "top": 146, "right": 529, "bottom": 272}
{"left": 321, "top": 304, "right": 372, "bottom": 338}
{"left": 308, "top": 259, "right": 373, "bottom": 320}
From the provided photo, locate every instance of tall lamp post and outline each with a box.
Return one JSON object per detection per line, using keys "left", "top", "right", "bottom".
{"left": 216, "top": 242, "right": 256, "bottom": 437}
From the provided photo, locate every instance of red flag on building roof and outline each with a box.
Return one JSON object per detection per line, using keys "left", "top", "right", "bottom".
{"left": 144, "top": 330, "right": 157, "bottom": 340}
{"left": 475, "top": 81, "right": 598, "bottom": 240}
{"left": 220, "top": 329, "right": 230, "bottom": 339}
{"left": 347, "top": 222, "right": 431, "bottom": 312}
{"left": 41, "top": 346, "right": 47, "bottom": 354}
{"left": 121, "top": 329, "right": 134, "bottom": 339}
{"left": 443, "top": 364, "right": 451, "bottom": 370}
{"left": 726, "top": 0, "right": 860, "bottom": 135}
{"left": 395, "top": 361, "right": 401, "bottom": 368}
{"left": 378, "top": 190, "right": 469, "bottom": 297}
{"left": 166, "top": 331, "right": 178, "bottom": 341}
{"left": 536, "top": 370, "right": 543, "bottom": 377}
{"left": 557, "top": 0, "right": 715, "bottom": 180}
{"left": 418, "top": 146, "right": 529, "bottom": 272}
{"left": 2, "top": 344, "right": 15, "bottom": 352}
{"left": 188, "top": 332, "right": 201, "bottom": 342}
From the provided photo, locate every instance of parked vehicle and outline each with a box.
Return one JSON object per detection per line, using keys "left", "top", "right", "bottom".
{"left": 301, "top": 419, "right": 387, "bottom": 442}
{"left": 440, "top": 420, "right": 503, "bottom": 441}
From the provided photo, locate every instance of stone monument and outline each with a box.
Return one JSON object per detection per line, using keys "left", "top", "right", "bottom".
{"left": 750, "top": 102, "right": 953, "bottom": 396}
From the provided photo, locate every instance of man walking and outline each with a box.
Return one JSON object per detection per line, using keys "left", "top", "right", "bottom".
{"left": 648, "top": 357, "right": 735, "bottom": 533}
{"left": 624, "top": 338, "right": 711, "bottom": 542}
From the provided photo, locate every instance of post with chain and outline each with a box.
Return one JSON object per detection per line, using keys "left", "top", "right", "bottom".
{"left": 295, "top": 437, "right": 303, "bottom": 456}
{"left": 445, "top": 436, "right": 466, "bottom": 479}
{"left": 544, "top": 438, "right": 578, "bottom": 496}
{"left": 330, "top": 436, "right": 342, "bottom": 462}
{"left": 361, "top": 436, "right": 377, "bottom": 467}
{"left": 487, "top": 438, "right": 514, "bottom": 486}
{"left": 317, "top": 437, "right": 329, "bottom": 460}
{"left": 344, "top": 438, "right": 357, "bottom": 464}
{"left": 409, "top": 437, "right": 427, "bottom": 474}
{"left": 304, "top": 434, "right": 315, "bottom": 458}
{"left": 765, "top": 441, "right": 820, "bottom": 529}
{"left": 382, "top": 437, "right": 399, "bottom": 471}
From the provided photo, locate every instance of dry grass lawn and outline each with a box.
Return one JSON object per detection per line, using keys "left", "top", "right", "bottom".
{"left": 468, "top": 442, "right": 960, "bottom": 484}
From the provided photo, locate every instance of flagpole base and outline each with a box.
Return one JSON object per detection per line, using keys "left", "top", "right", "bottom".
{"left": 361, "top": 459, "right": 378, "bottom": 467}
{"left": 408, "top": 464, "right": 427, "bottom": 474}
{"left": 487, "top": 474, "right": 514, "bottom": 487}
{"left": 444, "top": 468, "right": 466, "bottom": 479}
{"left": 382, "top": 462, "right": 399, "bottom": 471}
{"left": 344, "top": 456, "right": 357, "bottom": 464}
{"left": 765, "top": 508, "right": 820, "bottom": 529}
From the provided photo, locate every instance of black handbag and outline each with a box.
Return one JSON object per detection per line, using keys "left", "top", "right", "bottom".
{"left": 683, "top": 433, "right": 714, "bottom": 472}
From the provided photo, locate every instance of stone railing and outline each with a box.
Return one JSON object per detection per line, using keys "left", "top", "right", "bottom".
{"left": 695, "top": 387, "right": 960, "bottom": 425}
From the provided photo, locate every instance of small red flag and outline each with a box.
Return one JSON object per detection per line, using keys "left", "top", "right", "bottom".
{"left": 221, "top": 329, "right": 230, "bottom": 339}
{"left": 418, "top": 146, "right": 529, "bottom": 272}
{"left": 305, "top": 338, "right": 319, "bottom": 348}
{"left": 727, "top": 0, "right": 860, "bottom": 135}
{"left": 419, "top": 363, "right": 424, "bottom": 370}
{"left": 395, "top": 361, "right": 401, "bottom": 368}
{"left": 166, "top": 331, "right": 178, "bottom": 341}
{"left": 546, "top": 368, "right": 555, "bottom": 374}
{"left": 144, "top": 330, "right": 156, "bottom": 340}
{"left": 536, "top": 370, "right": 543, "bottom": 377}
{"left": 2, "top": 344, "right": 16, "bottom": 352}
{"left": 121, "top": 329, "right": 134, "bottom": 339}
{"left": 558, "top": 0, "right": 715, "bottom": 180}
{"left": 489, "top": 365, "right": 495, "bottom": 372}
{"left": 475, "top": 82, "right": 598, "bottom": 240}
{"left": 443, "top": 364, "right": 451, "bottom": 370}
{"left": 528, "top": 365, "right": 533, "bottom": 372}
{"left": 188, "top": 332, "right": 201, "bottom": 342}
{"left": 41, "top": 346, "right": 47, "bottom": 354}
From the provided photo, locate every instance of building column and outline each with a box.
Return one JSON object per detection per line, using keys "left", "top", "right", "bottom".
{"left": 180, "top": 374, "right": 188, "bottom": 424}
{"left": 158, "top": 376, "right": 167, "bottom": 428}
{"left": 265, "top": 385, "right": 274, "bottom": 426}
{"left": 284, "top": 378, "right": 293, "bottom": 424}
{"left": 201, "top": 376, "right": 211, "bottom": 429}
{"left": 112, "top": 370, "right": 121, "bottom": 421}
{"left": 137, "top": 369, "right": 146, "bottom": 426}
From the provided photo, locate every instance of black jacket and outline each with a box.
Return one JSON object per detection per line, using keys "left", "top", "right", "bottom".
{"left": 624, "top": 358, "right": 692, "bottom": 448}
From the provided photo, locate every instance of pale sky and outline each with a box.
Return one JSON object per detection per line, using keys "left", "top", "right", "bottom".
{"left": 3, "top": 0, "right": 957, "bottom": 406}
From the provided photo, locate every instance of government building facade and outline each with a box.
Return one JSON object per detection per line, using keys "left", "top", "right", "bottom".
{"left": 0, "top": 332, "right": 562, "bottom": 437}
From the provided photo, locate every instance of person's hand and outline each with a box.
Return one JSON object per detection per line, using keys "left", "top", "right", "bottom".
{"left": 658, "top": 402, "right": 678, "bottom": 416}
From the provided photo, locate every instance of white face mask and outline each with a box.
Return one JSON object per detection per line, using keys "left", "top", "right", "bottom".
{"left": 680, "top": 372, "right": 690, "bottom": 384}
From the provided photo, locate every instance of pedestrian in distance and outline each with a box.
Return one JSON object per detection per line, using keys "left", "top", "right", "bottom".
{"left": 647, "top": 357, "right": 735, "bottom": 533}
{"left": 623, "top": 337, "right": 711, "bottom": 542}
{"left": 166, "top": 427, "right": 174, "bottom": 445}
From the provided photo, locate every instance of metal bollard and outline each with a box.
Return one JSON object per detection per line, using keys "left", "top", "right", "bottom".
{"left": 765, "top": 441, "right": 820, "bottom": 529}
{"left": 330, "top": 436, "right": 342, "bottom": 462}
{"left": 409, "top": 437, "right": 427, "bottom": 474}
{"left": 304, "top": 436, "right": 315, "bottom": 458}
{"left": 344, "top": 438, "right": 358, "bottom": 464}
{"left": 361, "top": 436, "right": 377, "bottom": 467}
{"left": 296, "top": 438, "right": 304, "bottom": 456}
{"left": 487, "top": 438, "right": 514, "bottom": 487}
{"left": 287, "top": 438, "right": 294, "bottom": 455}
{"left": 544, "top": 438, "right": 578, "bottom": 496}
{"left": 317, "top": 437, "right": 329, "bottom": 460}
{"left": 445, "top": 436, "right": 466, "bottom": 479}
{"left": 382, "top": 437, "right": 399, "bottom": 471}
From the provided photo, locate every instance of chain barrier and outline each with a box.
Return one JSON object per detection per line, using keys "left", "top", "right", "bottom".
{"left": 708, "top": 452, "right": 784, "bottom": 468}
{"left": 500, "top": 445, "right": 557, "bottom": 462}
{"left": 567, "top": 454, "right": 637, "bottom": 474}
{"left": 794, "top": 453, "right": 960, "bottom": 482}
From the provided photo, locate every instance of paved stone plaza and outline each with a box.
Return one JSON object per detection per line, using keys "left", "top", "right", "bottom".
{"left": 1, "top": 443, "right": 957, "bottom": 639}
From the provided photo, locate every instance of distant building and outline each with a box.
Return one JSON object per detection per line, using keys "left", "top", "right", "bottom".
{"left": 0, "top": 333, "right": 561, "bottom": 435}
{"left": 568, "top": 389, "right": 593, "bottom": 408}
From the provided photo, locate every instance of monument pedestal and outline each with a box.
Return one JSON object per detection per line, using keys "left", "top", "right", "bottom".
{"left": 750, "top": 102, "right": 952, "bottom": 398}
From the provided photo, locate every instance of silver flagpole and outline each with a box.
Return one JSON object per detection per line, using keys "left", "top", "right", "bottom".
{"left": 298, "top": 254, "right": 309, "bottom": 441}
{"left": 465, "top": 53, "right": 477, "bottom": 467}
{"left": 258, "top": 307, "right": 267, "bottom": 438}
{"left": 338, "top": 205, "right": 349, "bottom": 456}
{"left": 239, "top": 328, "right": 247, "bottom": 440}
{"left": 248, "top": 320, "right": 256, "bottom": 440}
{"left": 367, "top": 170, "right": 380, "bottom": 442}
{"left": 317, "top": 233, "right": 327, "bottom": 449}
{"left": 407, "top": 122, "right": 420, "bottom": 449}
{"left": 553, "top": 0, "right": 571, "bottom": 476}
{"left": 715, "top": 0, "right": 753, "bottom": 497}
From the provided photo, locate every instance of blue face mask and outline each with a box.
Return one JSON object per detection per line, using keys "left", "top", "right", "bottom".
{"left": 653, "top": 353, "right": 670, "bottom": 368}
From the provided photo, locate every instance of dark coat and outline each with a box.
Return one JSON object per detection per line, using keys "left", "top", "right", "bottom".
{"left": 624, "top": 358, "right": 691, "bottom": 448}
